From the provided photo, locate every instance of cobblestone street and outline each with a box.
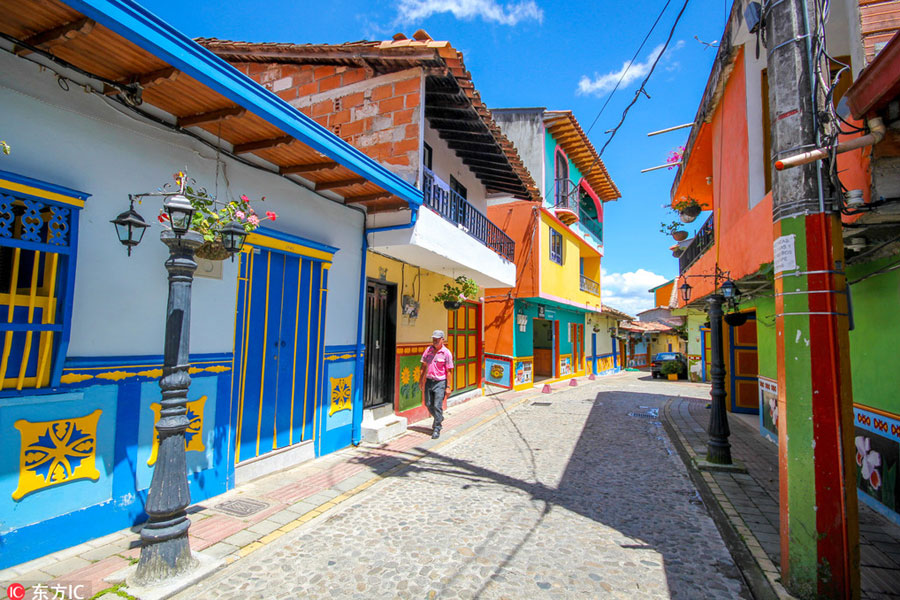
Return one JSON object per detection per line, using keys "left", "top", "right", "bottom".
{"left": 175, "top": 373, "right": 748, "bottom": 599}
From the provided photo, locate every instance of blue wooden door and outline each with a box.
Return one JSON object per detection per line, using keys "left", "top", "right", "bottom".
{"left": 233, "top": 246, "right": 323, "bottom": 463}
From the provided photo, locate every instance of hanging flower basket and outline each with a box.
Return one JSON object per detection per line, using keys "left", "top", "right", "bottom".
{"left": 195, "top": 239, "right": 230, "bottom": 261}
{"left": 724, "top": 312, "right": 749, "bottom": 327}
{"left": 675, "top": 197, "right": 702, "bottom": 223}
{"left": 679, "top": 210, "right": 699, "bottom": 224}
{"left": 672, "top": 230, "right": 688, "bottom": 242}
{"left": 443, "top": 300, "right": 462, "bottom": 310}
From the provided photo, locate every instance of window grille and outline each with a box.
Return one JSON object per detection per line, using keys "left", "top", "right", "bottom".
{"left": 549, "top": 229, "right": 563, "bottom": 265}
{"left": 0, "top": 172, "right": 85, "bottom": 391}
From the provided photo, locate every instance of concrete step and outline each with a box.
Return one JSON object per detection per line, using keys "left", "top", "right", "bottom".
{"left": 366, "top": 403, "right": 394, "bottom": 421}
{"left": 360, "top": 412, "right": 408, "bottom": 445}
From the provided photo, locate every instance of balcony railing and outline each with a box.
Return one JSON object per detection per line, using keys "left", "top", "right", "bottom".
{"left": 555, "top": 178, "right": 603, "bottom": 243}
{"left": 580, "top": 274, "right": 600, "bottom": 296}
{"left": 422, "top": 167, "right": 515, "bottom": 262}
{"left": 679, "top": 213, "right": 715, "bottom": 273}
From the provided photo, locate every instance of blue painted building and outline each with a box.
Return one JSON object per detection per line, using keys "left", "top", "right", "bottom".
{"left": 0, "top": 0, "right": 423, "bottom": 568}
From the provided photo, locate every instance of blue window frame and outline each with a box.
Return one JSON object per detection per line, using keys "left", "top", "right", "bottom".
{"left": 0, "top": 170, "right": 87, "bottom": 392}
{"left": 549, "top": 229, "right": 563, "bottom": 265}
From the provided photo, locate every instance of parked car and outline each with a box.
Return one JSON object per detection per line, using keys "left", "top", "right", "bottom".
{"left": 651, "top": 352, "right": 687, "bottom": 379}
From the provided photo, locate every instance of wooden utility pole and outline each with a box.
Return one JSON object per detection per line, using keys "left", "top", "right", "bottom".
{"left": 765, "top": 0, "right": 859, "bottom": 597}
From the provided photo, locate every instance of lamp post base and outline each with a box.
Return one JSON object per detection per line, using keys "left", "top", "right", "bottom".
{"left": 132, "top": 537, "right": 196, "bottom": 585}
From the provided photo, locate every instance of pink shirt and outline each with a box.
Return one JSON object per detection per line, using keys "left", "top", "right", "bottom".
{"left": 421, "top": 345, "right": 454, "bottom": 381}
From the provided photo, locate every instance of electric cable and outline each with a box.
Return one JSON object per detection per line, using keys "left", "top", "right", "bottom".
{"left": 584, "top": 0, "right": 675, "bottom": 136}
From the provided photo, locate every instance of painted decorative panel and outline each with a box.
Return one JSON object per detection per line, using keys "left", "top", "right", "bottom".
{"left": 854, "top": 404, "right": 899, "bottom": 522}
{"left": 318, "top": 348, "right": 357, "bottom": 456}
{"left": 397, "top": 350, "right": 424, "bottom": 413}
{"left": 758, "top": 376, "right": 778, "bottom": 443}
{"left": 0, "top": 389, "right": 116, "bottom": 530}
{"left": 329, "top": 375, "right": 352, "bottom": 416}
{"left": 514, "top": 358, "right": 533, "bottom": 388}
{"left": 12, "top": 409, "right": 102, "bottom": 500}
{"left": 146, "top": 396, "right": 207, "bottom": 466}
{"left": 559, "top": 354, "right": 572, "bottom": 376}
{"left": 484, "top": 355, "right": 512, "bottom": 389}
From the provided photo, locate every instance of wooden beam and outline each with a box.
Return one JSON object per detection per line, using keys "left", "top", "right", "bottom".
{"left": 344, "top": 192, "right": 393, "bottom": 205}
{"left": 459, "top": 155, "right": 511, "bottom": 169}
{"left": 233, "top": 135, "right": 294, "bottom": 154}
{"left": 15, "top": 18, "right": 95, "bottom": 56}
{"left": 443, "top": 138, "right": 504, "bottom": 152}
{"left": 106, "top": 67, "right": 180, "bottom": 95}
{"left": 316, "top": 177, "right": 367, "bottom": 191}
{"left": 177, "top": 106, "right": 246, "bottom": 128}
{"left": 280, "top": 161, "right": 339, "bottom": 175}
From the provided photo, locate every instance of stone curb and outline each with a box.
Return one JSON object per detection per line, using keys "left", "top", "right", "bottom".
{"left": 661, "top": 399, "right": 797, "bottom": 600}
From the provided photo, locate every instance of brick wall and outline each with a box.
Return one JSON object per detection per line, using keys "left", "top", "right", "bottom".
{"left": 859, "top": 0, "right": 900, "bottom": 63}
{"left": 235, "top": 63, "right": 423, "bottom": 185}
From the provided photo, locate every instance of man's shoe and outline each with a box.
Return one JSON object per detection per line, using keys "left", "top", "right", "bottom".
{"left": 431, "top": 430, "right": 441, "bottom": 439}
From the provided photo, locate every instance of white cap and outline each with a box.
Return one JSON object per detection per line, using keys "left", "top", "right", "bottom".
{"left": 431, "top": 330, "right": 445, "bottom": 339}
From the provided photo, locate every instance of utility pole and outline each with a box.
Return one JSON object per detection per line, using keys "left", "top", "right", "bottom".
{"left": 765, "top": 0, "right": 859, "bottom": 597}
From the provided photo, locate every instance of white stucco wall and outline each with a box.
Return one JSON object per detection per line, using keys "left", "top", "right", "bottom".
{"left": 423, "top": 122, "right": 489, "bottom": 213}
{"left": 744, "top": 43, "right": 769, "bottom": 210}
{"left": 0, "top": 53, "right": 363, "bottom": 357}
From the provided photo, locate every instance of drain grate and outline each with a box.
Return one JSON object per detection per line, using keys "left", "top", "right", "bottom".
{"left": 628, "top": 407, "right": 659, "bottom": 419}
{"left": 531, "top": 402, "right": 552, "bottom": 406}
{"left": 214, "top": 497, "right": 269, "bottom": 517}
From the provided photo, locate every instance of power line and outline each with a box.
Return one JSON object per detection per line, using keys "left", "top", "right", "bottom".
{"left": 596, "top": 0, "right": 691, "bottom": 159}
{"left": 585, "top": 0, "right": 675, "bottom": 136}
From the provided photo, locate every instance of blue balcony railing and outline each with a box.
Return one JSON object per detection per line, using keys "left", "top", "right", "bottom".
{"left": 422, "top": 166, "right": 515, "bottom": 262}
{"left": 679, "top": 213, "right": 715, "bottom": 273}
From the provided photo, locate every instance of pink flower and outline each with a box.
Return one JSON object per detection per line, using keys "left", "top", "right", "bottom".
{"left": 158, "top": 213, "right": 169, "bottom": 223}
{"left": 235, "top": 210, "right": 245, "bottom": 219}
{"left": 265, "top": 210, "right": 277, "bottom": 221}
{"left": 240, "top": 194, "right": 249, "bottom": 202}
{"left": 248, "top": 215, "right": 260, "bottom": 226}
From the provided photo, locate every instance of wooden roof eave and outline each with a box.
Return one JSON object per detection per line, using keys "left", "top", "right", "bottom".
{"left": 3, "top": 0, "right": 424, "bottom": 213}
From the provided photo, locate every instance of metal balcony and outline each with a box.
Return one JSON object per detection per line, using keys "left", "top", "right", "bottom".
{"left": 580, "top": 274, "right": 600, "bottom": 296}
{"left": 679, "top": 213, "right": 715, "bottom": 273}
{"left": 422, "top": 166, "right": 515, "bottom": 262}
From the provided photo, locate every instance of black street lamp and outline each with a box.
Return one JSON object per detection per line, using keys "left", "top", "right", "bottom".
{"left": 679, "top": 280, "right": 693, "bottom": 303}
{"left": 111, "top": 174, "right": 246, "bottom": 584}
{"left": 110, "top": 197, "right": 150, "bottom": 256}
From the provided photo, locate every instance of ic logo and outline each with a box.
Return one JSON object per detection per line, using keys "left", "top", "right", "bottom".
{"left": 6, "top": 583, "right": 25, "bottom": 600}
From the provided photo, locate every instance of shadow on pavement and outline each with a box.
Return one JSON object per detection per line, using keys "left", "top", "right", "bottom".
{"left": 348, "top": 387, "right": 748, "bottom": 598}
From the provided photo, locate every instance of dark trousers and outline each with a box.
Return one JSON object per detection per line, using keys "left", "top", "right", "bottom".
{"left": 423, "top": 378, "right": 446, "bottom": 431}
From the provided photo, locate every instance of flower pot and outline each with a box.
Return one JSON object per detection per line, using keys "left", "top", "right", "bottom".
{"left": 195, "top": 239, "right": 229, "bottom": 261}
{"left": 672, "top": 230, "right": 688, "bottom": 242}
{"left": 667, "top": 373, "right": 679, "bottom": 381}
{"left": 672, "top": 247, "right": 685, "bottom": 258}
{"left": 443, "top": 300, "right": 462, "bottom": 310}
{"left": 724, "top": 312, "right": 749, "bottom": 327}
{"left": 679, "top": 205, "right": 701, "bottom": 223}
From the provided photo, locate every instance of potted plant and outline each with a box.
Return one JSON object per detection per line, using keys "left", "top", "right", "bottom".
{"left": 158, "top": 172, "right": 277, "bottom": 261}
{"left": 674, "top": 196, "right": 703, "bottom": 223}
{"left": 660, "top": 220, "right": 688, "bottom": 241}
{"left": 661, "top": 360, "right": 682, "bottom": 381}
{"left": 433, "top": 275, "right": 478, "bottom": 310}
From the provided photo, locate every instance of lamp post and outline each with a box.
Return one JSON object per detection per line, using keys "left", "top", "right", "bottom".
{"left": 112, "top": 174, "right": 247, "bottom": 584}
{"left": 705, "top": 292, "right": 732, "bottom": 464}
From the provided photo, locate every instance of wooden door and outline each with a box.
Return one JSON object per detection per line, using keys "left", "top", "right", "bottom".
{"left": 447, "top": 301, "right": 480, "bottom": 395}
{"left": 233, "top": 246, "right": 321, "bottom": 463}
{"left": 729, "top": 313, "right": 759, "bottom": 413}
{"left": 364, "top": 280, "right": 396, "bottom": 408}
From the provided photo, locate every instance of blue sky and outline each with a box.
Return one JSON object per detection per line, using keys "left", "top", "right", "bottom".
{"left": 141, "top": 0, "right": 728, "bottom": 314}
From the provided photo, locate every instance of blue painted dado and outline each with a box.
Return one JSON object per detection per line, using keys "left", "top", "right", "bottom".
{"left": 317, "top": 345, "right": 359, "bottom": 457}
{"left": 0, "top": 353, "right": 231, "bottom": 569}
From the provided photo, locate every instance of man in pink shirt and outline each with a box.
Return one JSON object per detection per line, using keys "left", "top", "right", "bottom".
{"left": 419, "top": 329, "right": 454, "bottom": 438}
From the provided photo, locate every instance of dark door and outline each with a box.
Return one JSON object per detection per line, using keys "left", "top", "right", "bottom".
{"left": 364, "top": 280, "right": 396, "bottom": 408}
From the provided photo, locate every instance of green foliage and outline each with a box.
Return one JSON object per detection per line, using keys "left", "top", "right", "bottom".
{"left": 0, "top": 140, "right": 10, "bottom": 155}
{"left": 660, "top": 360, "right": 682, "bottom": 375}
{"left": 673, "top": 196, "right": 701, "bottom": 213}
{"left": 433, "top": 275, "right": 479, "bottom": 303}
{"left": 659, "top": 220, "right": 685, "bottom": 236}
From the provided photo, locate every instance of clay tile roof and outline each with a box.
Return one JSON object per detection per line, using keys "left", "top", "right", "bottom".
{"left": 601, "top": 305, "right": 634, "bottom": 321}
{"left": 543, "top": 111, "right": 620, "bottom": 202}
{"left": 196, "top": 36, "right": 540, "bottom": 202}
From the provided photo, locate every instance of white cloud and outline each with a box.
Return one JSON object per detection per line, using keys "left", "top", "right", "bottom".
{"left": 395, "top": 0, "right": 544, "bottom": 25}
{"left": 577, "top": 40, "right": 684, "bottom": 97}
{"left": 601, "top": 268, "right": 669, "bottom": 316}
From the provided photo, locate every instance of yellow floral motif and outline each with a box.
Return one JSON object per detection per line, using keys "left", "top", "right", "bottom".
{"left": 147, "top": 396, "right": 207, "bottom": 466}
{"left": 96, "top": 370, "right": 137, "bottom": 381}
{"left": 412, "top": 365, "right": 422, "bottom": 382}
{"left": 60, "top": 373, "right": 94, "bottom": 384}
{"left": 137, "top": 369, "right": 163, "bottom": 378}
{"left": 13, "top": 410, "right": 103, "bottom": 501}
{"left": 400, "top": 367, "right": 410, "bottom": 385}
{"left": 329, "top": 375, "right": 352, "bottom": 416}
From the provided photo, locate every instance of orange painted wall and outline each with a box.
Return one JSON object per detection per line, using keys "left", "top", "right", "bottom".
{"left": 484, "top": 201, "right": 541, "bottom": 355}
{"left": 654, "top": 282, "right": 674, "bottom": 308}
{"left": 677, "top": 47, "right": 775, "bottom": 305}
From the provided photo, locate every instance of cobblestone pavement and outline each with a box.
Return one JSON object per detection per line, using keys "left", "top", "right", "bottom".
{"left": 176, "top": 372, "right": 749, "bottom": 599}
